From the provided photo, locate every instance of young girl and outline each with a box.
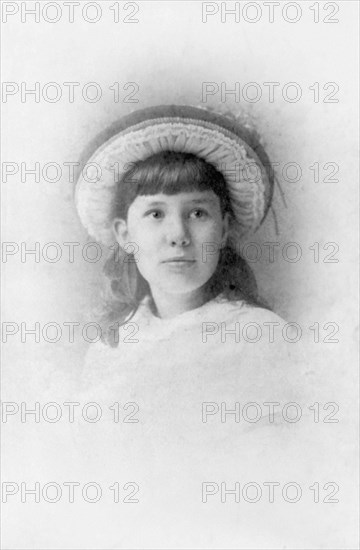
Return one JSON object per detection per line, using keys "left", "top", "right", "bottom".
{"left": 75, "top": 103, "right": 304, "bottom": 393}
{"left": 100, "top": 148, "right": 270, "bottom": 345}
{"left": 73, "top": 104, "right": 310, "bottom": 548}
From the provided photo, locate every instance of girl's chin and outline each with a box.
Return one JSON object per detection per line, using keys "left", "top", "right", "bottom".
{"left": 148, "top": 277, "right": 208, "bottom": 296}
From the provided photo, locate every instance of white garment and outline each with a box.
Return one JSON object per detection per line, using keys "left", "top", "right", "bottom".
{"left": 75, "top": 295, "right": 313, "bottom": 549}
{"left": 81, "top": 293, "right": 306, "bottom": 406}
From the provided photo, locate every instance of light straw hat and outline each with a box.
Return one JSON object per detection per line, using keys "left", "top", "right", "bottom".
{"left": 75, "top": 104, "right": 274, "bottom": 246}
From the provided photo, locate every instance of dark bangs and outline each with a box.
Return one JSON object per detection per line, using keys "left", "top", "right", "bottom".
{"left": 112, "top": 151, "right": 232, "bottom": 219}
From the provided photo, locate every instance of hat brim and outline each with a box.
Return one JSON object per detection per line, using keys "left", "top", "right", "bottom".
{"left": 75, "top": 104, "right": 274, "bottom": 245}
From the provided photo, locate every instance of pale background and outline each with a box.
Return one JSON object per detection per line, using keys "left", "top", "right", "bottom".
{"left": 1, "top": 1, "right": 359, "bottom": 548}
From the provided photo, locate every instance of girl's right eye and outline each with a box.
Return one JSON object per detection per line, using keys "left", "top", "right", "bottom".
{"left": 145, "top": 210, "right": 163, "bottom": 219}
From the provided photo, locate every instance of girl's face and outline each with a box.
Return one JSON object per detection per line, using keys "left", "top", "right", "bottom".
{"left": 113, "top": 190, "right": 229, "bottom": 297}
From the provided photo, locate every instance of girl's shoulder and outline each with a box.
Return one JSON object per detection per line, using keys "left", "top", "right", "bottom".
{"left": 201, "top": 295, "right": 302, "bottom": 356}
{"left": 209, "top": 294, "right": 287, "bottom": 326}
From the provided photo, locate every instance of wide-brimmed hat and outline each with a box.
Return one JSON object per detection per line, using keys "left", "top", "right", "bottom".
{"left": 75, "top": 104, "right": 274, "bottom": 246}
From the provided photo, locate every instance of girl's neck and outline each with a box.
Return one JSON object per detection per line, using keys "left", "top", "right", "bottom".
{"left": 149, "top": 285, "right": 213, "bottom": 319}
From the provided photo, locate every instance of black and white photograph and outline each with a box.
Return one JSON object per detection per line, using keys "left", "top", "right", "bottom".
{"left": 1, "top": 1, "right": 359, "bottom": 548}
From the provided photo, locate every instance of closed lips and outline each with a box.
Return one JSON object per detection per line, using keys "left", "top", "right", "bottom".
{"left": 162, "top": 258, "right": 195, "bottom": 262}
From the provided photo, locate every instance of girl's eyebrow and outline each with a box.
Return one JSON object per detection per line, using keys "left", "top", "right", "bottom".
{"left": 142, "top": 201, "right": 164, "bottom": 206}
{"left": 188, "top": 198, "right": 217, "bottom": 205}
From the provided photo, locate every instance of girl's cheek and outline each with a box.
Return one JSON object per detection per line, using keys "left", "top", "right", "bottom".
{"left": 197, "top": 222, "right": 223, "bottom": 242}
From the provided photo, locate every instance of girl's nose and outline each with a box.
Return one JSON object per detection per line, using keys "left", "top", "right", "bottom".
{"left": 170, "top": 235, "right": 190, "bottom": 247}
{"left": 166, "top": 218, "right": 190, "bottom": 247}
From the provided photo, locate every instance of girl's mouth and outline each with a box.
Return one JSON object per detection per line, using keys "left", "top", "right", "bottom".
{"left": 162, "top": 257, "right": 195, "bottom": 263}
{"left": 162, "top": 259, "right": 196, "bottom": 269}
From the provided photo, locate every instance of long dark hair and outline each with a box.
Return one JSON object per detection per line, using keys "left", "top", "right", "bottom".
{"left": 99, "top": 151, "right": 270, "bottom": 347}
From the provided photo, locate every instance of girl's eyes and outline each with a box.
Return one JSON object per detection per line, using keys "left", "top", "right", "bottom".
{"left": 189, "top": 209, "right": 208, "bottom": 219}
{"left": 144, "top": 209, "right": 209, "bottom": 220}
{"left": 146, "top": 210, "right": 163, "bottom": 219}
